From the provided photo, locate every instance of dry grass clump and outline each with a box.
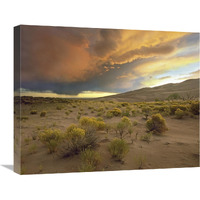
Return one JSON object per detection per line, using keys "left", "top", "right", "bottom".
{"left": 146, "top": 113, "right": 168, "bottom": 135}
{"left": 142, "top": 107, "right": 152, "bottom": 120}
{"left": 28, "top": 144, "right": 37, "bottom": 154}
{"left": 79, "top": 149, "right": 101, "bottom": 172}
{"left": 140, "top": 132, "right": 152, "bottom": 143}
{"left": 108, "top": 138, "right": 129, "bottom": 161}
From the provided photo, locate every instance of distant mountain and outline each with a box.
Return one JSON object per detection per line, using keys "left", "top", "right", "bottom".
{"left": 99, "top": 78, "right": 199, "bottom": 102}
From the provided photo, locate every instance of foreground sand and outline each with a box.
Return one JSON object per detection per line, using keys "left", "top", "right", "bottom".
{"left": 14, "top": 100, "right": 199, "bottom": 174}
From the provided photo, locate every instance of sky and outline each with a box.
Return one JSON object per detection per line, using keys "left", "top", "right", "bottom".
{"left": 15, "top": 25, "right": 199, "bottom": 98}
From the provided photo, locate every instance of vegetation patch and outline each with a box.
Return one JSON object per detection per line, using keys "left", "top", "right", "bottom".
{"left": 146, "top": 113, "right": 168, "bottom": 135}
{"left": 108, "top": 138, "right": 129, "bottom": 161}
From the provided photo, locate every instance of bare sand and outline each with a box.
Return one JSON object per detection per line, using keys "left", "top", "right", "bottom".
{"left": 14, "top": 100, "right": 199, "bottom": 174}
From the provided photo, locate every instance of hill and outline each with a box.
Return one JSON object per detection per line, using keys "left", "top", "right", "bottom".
{"left": 99, "top": 78, "right": 199, "bottom": 102}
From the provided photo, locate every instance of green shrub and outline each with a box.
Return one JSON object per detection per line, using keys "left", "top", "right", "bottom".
{"left": 30, "top": 110, "right": 37, "bottom": 114}
{"left": 40, "top": 111, "right": 47, "bottom": 117}
{"left": 38, "top": 129, "right": 63, "bottom": 153}
{"left": 190, "top": 102, "right": 199, "bottom": 115}
{"left": 146, "top": 113, "right": 168, "bottom": 135}
{"left": 108, "top": 138, "right": 129, "bottom": 161}
{"left": 79, "top": 149, "right": 101, "bottom": 172}
{"left": 175, "top": 108, "right": 184, "bottom": 119}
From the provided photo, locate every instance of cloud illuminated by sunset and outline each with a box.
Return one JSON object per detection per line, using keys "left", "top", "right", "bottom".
{"left": 15, "top": 25, "right": 199, "bottom": 98}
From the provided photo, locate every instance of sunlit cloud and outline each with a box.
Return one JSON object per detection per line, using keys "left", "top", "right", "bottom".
{"left": 15, "top": 88, "right": 118, "bottom": 98}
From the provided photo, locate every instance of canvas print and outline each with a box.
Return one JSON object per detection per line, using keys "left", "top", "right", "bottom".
{"left": 14, "top": 25, "right": 199, "bottom": 174}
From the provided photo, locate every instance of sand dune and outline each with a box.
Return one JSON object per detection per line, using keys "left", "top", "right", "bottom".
{"left": 99, "top": 79, "right": 199, "bottom": 102}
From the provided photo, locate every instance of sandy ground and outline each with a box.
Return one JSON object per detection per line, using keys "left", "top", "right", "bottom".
{"left": 14, "top": 100, "right": 199, "bottom": 174}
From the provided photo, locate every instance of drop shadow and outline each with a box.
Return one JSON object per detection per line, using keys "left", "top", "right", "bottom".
{"left": 2, "top": 165, "right": 13, "bottom": 171}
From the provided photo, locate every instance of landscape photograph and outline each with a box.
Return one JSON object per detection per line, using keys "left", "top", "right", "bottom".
{"left": 14, "top": 25, "right": 199, "bottom": 174}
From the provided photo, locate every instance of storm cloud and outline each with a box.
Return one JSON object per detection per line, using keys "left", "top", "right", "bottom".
{"left": 16, "top": 25, "right": 199, "bottom": 97}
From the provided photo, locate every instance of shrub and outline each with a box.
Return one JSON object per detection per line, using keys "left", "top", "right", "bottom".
{"left": 106, "top": 111, "right": 114, "bottom": 118}
{"left": 114, "top": 117, "right": 133, "bottom": 139}
{"left": 190, "top": 102, "right": 199, "bottom": 115}
{"left": 96, "top": 121, "right": 106, "bottom": 131}
{"left": 169, "top": 105, "right": 187, "bottom": 115}
{"left": 108, "top": 138, "right": 129, "bottom": 161}
{"left": 28, "top": 144, "right": 37, "bottom": 154}
{"left": 112, "top": 108, "right": 122, "bottom": 116}
{"left": 96, "top": 117, "right": 103, "bottom": 121}
{"left": 38, "top": 129, "right": 63, "bottom": 153}
{"left": 175, "top": 108, "right": 184, "bottom": 119}
{"left": 142, "top": 107, "right": 151, "bottom": 120}
{"left": 105, "top": 123, "right": 112, "bottom": 134}
{"left": 134, "top": 155, "right": 146, "bottom": 169}
{"left": 122, "top": 109, "right": 130, "bottom": 117}
{"left": 106, "top": 108, "right": 122, "bottom": 118}
{"left": 30, "top": 110, "right": 37, "bottom": 114}
{"left": 56, "top": 105, "right": 62, "bottom": 110}
{"left": 24, "top": 137, "right": 31, "bottom": 145}
{"left": 40, "top": 111, "right": 47, "bottom": 117}
{"left": 97, "top": 107, "right": 104, "bottom": 112}
{"left": 60, "top": 124, "right": 98, "bottom": 157}
{"left": 146, "top": 113, "right": 168, "bottom": 135}
{"left": 140, "top": 132, "right": 152, "bottom": 143}
{"left": 65, "top": 126, "right": 86, "bottom": 153}
{"left": 79, "top": 117, "right": 99, "bottom": 134}
{"left": 79, "top": 149, "right": 101, "bottom": 172}
{"left": 133, "top": 120, "right": 138, "bottom": 126}
{"left": 167, "top": 93, "right": 181, "bottom": 101}
{"left": 120, "top": 102, "right": 130, "bottom": 107}
{"left": 121, "top": 116, "right": 132, "bottom": 126}
{"left": 131, "top": 109, "right": 136, "bottom": 116}
{"left": 65, "top": 111, "right": 69, "bottom": 116}
{"left": 17, "top": 116, "right": 29, "bottom": 121}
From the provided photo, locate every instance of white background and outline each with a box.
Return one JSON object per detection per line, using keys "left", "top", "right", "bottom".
{"left": 0, "top": 0, "right": 199, "bottom": 199}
